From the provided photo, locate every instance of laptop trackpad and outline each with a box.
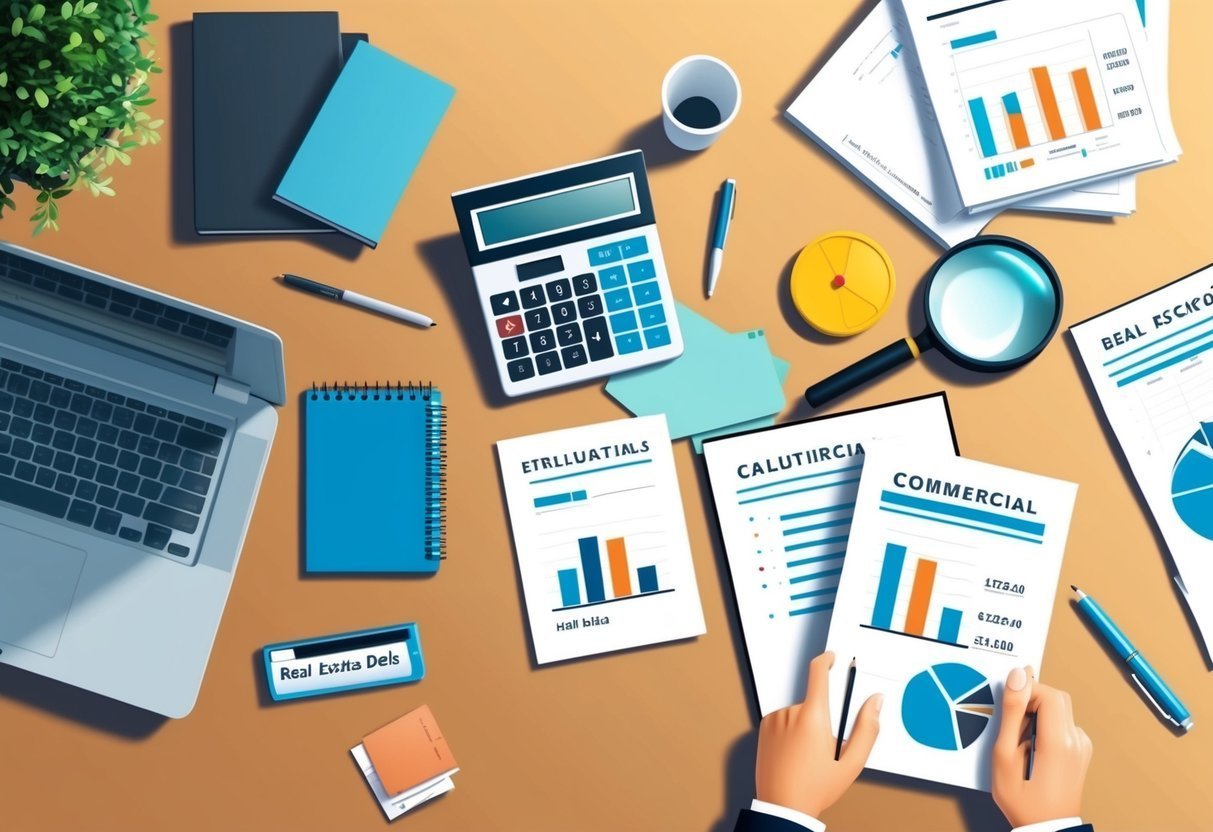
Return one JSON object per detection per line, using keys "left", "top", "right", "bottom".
{"left": 0, "top": 523, "right": 87, "bottom": 658}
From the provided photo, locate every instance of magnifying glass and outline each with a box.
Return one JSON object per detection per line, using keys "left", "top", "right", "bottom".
{"left": 805, "top": 236, "right": 1062, "bottom": 408}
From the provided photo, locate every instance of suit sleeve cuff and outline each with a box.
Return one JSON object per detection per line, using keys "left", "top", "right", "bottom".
{"left": 750, "top": 799, "right": 827, "bottom": 832}
{"left": 1011, "top": 818, "right": 1087, "bottom": 832}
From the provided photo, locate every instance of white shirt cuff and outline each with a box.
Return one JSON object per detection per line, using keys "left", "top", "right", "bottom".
{"left": 1011, "top": 818, "right": 1084, "bottom": 832}
{"left": 750, "top": 799, "right": 826, "bottom": 832}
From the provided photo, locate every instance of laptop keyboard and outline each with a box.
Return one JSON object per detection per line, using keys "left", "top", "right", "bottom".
{"left": 0, "top": 356, "right": 227, "bottom": 561}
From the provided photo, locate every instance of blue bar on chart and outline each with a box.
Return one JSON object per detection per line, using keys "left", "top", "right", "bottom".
{"left": 967, "top": 98, "right": 998, "bottom": 158}
{"left": 871, "top": 543, "right": 907, "bottom": 629}
{"left": 557, "top": 568, "right": 581, "bottom": 608}
{"left": 637, "top": 565, "right": 659, "bottom": 594}
{"left": 578, "top": 536, "right": 606, "bottom": 603}
{"left": 938, "top": 607, "right": 963, "bottom": 643}
{"left": 534, "top": 490, "right": 588, "bottom": 508}
{"left": 951, "top": 30, "right": 997, "bottom": 49}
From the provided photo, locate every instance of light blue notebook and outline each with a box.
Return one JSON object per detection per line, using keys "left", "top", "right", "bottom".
{"left": 305, "top": 383, "right": 445, "bottom": 573}
{"left": 605, "top": 304, "right": 785, "bottom": 439}
{"left": 275, "top": 42, "right": 454, "bottom": 247}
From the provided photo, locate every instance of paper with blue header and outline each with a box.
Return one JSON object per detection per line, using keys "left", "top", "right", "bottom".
{"left": 825, "top": 447, "right": 1076, "bottom": 791}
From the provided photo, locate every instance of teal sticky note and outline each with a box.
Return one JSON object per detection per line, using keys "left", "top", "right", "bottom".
{"left": 605, "top": 303, "right": 785, "bottom": 439}
{"left": 692, "top": 352, "right": 790, "bottom": 453}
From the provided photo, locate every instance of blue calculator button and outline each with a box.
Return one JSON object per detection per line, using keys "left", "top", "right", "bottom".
{"left": 632, "top": 280, "right": 661, "bottom": 305}
{"left": 617, "top": 236, "right": 649, "bottom": 259}
{"left": 557, "top": 322, "right": 582, "bottom": 346}
{"left": 529, "top": 329, "right": 556, "bottom": 353}
{"left": 490, "top": 291, "right": 520, "bottom": 316}
{"left": 501, "top": 335, "right": 529, "bottom": 359}
{"left": 637, "top": 303, "right": 666, "bottom": 327}
{"left": 573, "top": 273, "right": 597, "bottom": 295}
{"left": 627, "top": 259, "right": 657, "bottom": 282}
{"left": 583, "top": 317, "right": 614, "bottom": 361}
{"left": 588, "top": 245, "right": 621, "bottom": 266}
{"left": 599, "top": 266, "right": 627, "bottom": 289}
{"left": 535, "top": 351, "right": 563, "bottom": 375}
{"left": 616, "top": 332, "right": 643, "bottom": 354}
{"left": 577, "top": 295, "right": 604, "bottom": 318}
{"left": 605, "top": 287, "right": 633, "bottom": 312}
{"left": 609, "top": 310, "right": 638, "bottom": 333}
{"left": 520, "top": 284, "right": 546, "bottom": 309}
{"left": 507, "top": 357, "right": 535, "bottom": 382}
{"left": 643, "top": 325, "right": 671, "bottom": 349}
{"left": 560, "top": 344, "right": 588, "bottom": 368}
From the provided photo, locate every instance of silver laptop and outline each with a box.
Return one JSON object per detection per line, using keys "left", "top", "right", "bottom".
{"left": 0, "top": 241, "right": 284, "bottom": 717}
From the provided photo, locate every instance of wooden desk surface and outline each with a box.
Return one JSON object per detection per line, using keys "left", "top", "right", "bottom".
{"left": 4, "top": 1, "right": 1212, "bottom": 829}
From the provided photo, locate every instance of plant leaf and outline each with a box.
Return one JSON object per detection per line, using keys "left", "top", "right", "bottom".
{"left": 34, "top": 88, "right": 49, "bottom": 107}
{"left": 61, "top": 1, "right": 71, "bottom": 18}
{"left": 29, "top": 3, "right": 45, "bottom": 21}
{"left": 11, "top": 16, "right": 22, "bottom": 36}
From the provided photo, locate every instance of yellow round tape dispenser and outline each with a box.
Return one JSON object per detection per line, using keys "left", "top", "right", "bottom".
{"left": 790, "top": 231, "right": 895, "bottom": 337}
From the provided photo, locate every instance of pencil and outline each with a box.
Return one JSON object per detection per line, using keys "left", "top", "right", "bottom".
{"left": 835, "top": 657, "right": 857, "bottom": 761}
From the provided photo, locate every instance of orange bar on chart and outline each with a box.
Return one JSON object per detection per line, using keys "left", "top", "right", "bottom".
{"left": 1007, "top": 112, "right": 1030, "bottom": 149}
{"left": 606, "top": 538, "right": 632, "bottom": 598}
{"left": 1030, "top": 66, "right": 1066, "bottom": 141}
{"left": 1071, "top": 67, "right": 1102, "bottom": 131}
{"left": 904, "top": 559, "right": 938, "bottom": 636}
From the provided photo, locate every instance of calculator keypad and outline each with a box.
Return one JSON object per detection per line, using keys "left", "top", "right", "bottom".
{"left": 495, "top": 234, "right": 672, "bottom": 385}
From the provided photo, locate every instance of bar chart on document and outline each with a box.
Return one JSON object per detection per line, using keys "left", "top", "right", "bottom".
{"left": 825, "top": 449, "right": 1075, "bottom": 790}
{"left": 902, "top": 0, "right": 1176, "bottom": 211}
{"left": 702, "top": 395, "right": 957, "bottom": 715}
{"left": 496, "top": 415, "right": 705, "bottom": 665}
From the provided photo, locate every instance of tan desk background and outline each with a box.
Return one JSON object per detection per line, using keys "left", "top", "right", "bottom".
{"left": 3, "top": 1, "right": 1212, "bottom": 829}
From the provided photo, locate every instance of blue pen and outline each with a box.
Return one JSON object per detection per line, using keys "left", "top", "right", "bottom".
{"left": 707, "top": 178, "right": 736, "bottom": 298}
{"left": 1072, "top": 585, "right": 1193, "bottom": 731}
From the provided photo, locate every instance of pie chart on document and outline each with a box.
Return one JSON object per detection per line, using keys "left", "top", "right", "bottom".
{"left": 790, "top": 231, "right": 895, "bottom": 337}
{"left": 1172, "top": 421, "right": 1213, "bottom": 540}
{"left": 901, "top": 662, "right": 993, "bottom": 751}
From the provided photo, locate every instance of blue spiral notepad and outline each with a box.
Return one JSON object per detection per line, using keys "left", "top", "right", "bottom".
{"left": 305, "top": 382, "right": 446, "bottom": 573}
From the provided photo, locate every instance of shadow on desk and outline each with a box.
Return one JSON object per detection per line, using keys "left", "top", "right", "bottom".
{"left": 0, "top": 664, "right": 165, "bottom": 739}
{"left": 613, "top": 116, "right": 696, "bottom": 169}
{"left": 167, "top": 23, "right": 364, "bottom": 263}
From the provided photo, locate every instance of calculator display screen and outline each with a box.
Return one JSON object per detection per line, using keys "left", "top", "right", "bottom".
{"left": 474, "top": 175, "right": 638, "bottom": 249}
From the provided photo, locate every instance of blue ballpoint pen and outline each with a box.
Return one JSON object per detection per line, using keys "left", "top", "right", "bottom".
{"left": 1072, "top": 585, "right": 1193, "bottom": 731}
{"left": 706, "top": 178, "right": 736, "bottom": 298}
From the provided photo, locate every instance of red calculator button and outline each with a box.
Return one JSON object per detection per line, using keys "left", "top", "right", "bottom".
{"left": 496, "top": 315, "right": 524, "bottom": 338}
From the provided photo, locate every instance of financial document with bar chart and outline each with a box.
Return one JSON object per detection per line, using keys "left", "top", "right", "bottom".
{"left": 702, "top": 395, "right": 956, "bottom": 716}
{"left": 900, "top": 0, "right": 1179, "bottom": 211}
{"left": 496, "top": 415, "right": 705, "bottom": 665}
{"left": 1071, "top": 264, "right": 1213, "bottom": 655}
{"left": 825, "top": 448, "right": 1076, "bottom": 791}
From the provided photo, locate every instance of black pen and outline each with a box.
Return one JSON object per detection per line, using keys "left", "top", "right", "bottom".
{"left": 280, "top": 273, "right": 436, "bottom": 328}
{"left": 835, "top": 657, "right": 857, "bottom": 761}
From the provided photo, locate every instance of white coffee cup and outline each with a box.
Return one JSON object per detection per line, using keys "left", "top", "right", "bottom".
{"left": 661, "top": 55, "right": 742, "bottom": 151}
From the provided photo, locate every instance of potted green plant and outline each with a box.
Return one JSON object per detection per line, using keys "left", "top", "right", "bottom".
{"left": 0, "top": 0, "right": 162, "bottom": 234}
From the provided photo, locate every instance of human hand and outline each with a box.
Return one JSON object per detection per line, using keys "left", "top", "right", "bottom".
{"left": 992, "top": 666, "right": 1093, "bottom": 827}
{"left": 754, "top": 651, "right": 883, "bottom": 819}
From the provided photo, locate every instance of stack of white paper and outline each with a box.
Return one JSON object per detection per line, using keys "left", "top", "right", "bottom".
{"left": 785, "top": 0, "right": 1177, "bottom": 246}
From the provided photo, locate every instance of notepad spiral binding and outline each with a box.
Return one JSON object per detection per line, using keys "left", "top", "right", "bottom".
{"left": 309, "top": 380, "right": 447, "bottom": 560}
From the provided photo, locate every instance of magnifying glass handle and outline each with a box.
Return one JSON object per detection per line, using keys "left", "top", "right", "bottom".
{"left": 805, "top": 336, "right": 924, "bottom": 408}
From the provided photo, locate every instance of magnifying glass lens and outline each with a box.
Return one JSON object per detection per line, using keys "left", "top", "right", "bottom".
{"left": 927, "top": 244, "right": 1058, "bottom": 364}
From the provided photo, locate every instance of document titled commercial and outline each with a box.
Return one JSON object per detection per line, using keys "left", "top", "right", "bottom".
{"left": 1071, "top": 264, "right": 1213, "bottom": 654}
{"left": 702, "top": 394, "right": 957, "bottom": 716}
{"left": 496, "top": 415, "right": 705, "bottom": 664}
{"left": 826, "top": 449, "right": 1076, "bottom": 791}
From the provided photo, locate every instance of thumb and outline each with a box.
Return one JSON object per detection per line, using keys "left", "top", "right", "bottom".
{"left": 840, "top": 693, "right": 883, "bottom": 772}
{"left": 994, "top": 666, "right": 1032, "bottom": 762}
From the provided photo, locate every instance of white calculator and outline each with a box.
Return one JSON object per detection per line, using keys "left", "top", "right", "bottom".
{"left": 452, "top": 151, "right": 684, "bottom": 397}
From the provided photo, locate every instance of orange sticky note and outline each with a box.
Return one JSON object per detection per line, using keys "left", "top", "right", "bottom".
{"left": 362, "top": 705, "right": 458, "bottom": 797}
